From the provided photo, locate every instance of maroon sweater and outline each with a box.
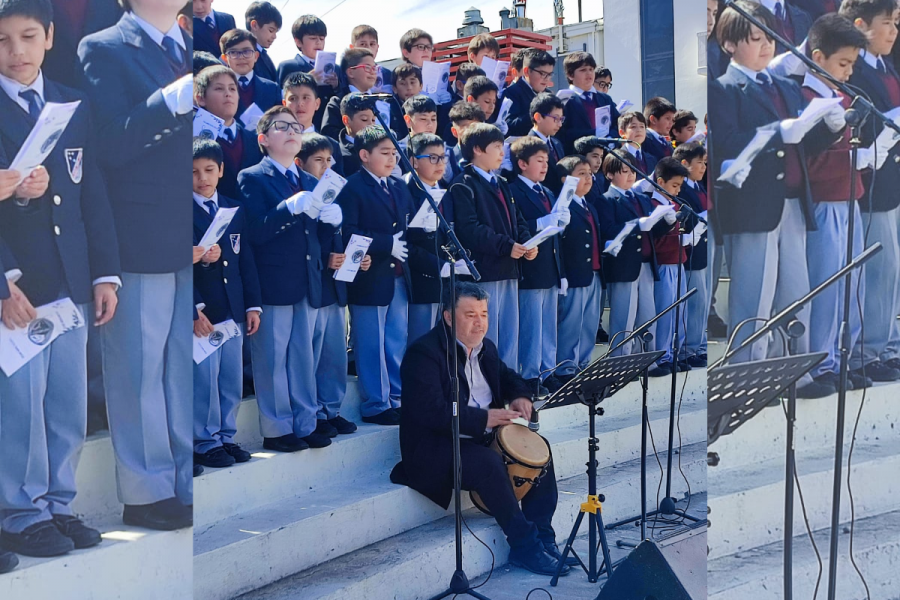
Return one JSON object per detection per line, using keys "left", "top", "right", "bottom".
{"left": 801, "top": 87, "right": 862, "bottom": 202}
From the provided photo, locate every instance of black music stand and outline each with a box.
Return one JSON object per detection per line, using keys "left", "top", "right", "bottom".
{"left": 540, "top": 351, "right": 665, "bottom": 587}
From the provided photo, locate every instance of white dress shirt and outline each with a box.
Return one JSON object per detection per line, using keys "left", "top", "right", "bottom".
{"left": 459, "top": 341, "right": 493, "bottom": 437}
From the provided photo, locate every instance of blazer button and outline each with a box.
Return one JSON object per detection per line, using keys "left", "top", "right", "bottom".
{"left": 895, "top": 155, "right": 900, "bottom": 163}
{"left": 585, "top": 244, "right": 590, "bottom": 248}
{"left": 393, "top": 222, "right": 397, "bottom": 227}
{"left": 54, "top": 225, "right": 61, "bottom": 235}
{"left": 154, "top": 134, "right": 162, "bottom": 141}
{"left": 162, "top": 128, "right": 172, "bottom": 135}
{"left": 223, "top": 278, "right": 228, "bottom": 284}
{"left": 53, "top": 195, "right": 61, "bottom": 205}
{"left": 586, "top": 257, "right": 591, "bottom": 262}
{"left": 281, "top": 225, "right": 286, "bottom": 230}
{"left": 776, "top": 150, "right": 785, "bottom": 158}
{"left": 390, "top": 263, "right": 396, "bottom": 268}
{"left": 636, "top": 235, "right": 641, "bottom": 239}
{"left": 306, "top": 255, "right": 311, "bottom": 260}
{"left": 223, "top": 261, "right": 228, "bottom": 267}
{"left": 776, "top": 173, "right": 785, "bottom": 180}
{"left": 305, "top": 229, "right": 310, "bottom": 234}
{"left": 585, "top": 229, "right": 590, "bottom": 234}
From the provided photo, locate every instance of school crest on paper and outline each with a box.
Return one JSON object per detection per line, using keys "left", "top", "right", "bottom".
{"left": 230, "top": 234, "right": 241, "bottom": 254}
{"left": 65, "top": 148, "right": 83, "bottom": 184}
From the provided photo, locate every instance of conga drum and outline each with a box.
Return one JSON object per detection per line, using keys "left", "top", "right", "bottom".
{"left": 470, "top": 424, "right": 551, "bottom": 515}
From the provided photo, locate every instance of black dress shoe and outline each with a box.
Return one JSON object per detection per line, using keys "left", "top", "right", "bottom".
{"left": 797, "top": 376, "right": 836, "bottom": 399}
{"left": 708, "top": 313, "right": 728, "bottom": 339}
{"left": 194, "top": 446, "right": 236, "bottom": 468}
{"left": 263, "top": 433, "right": 309, "bottom": 452}
{"left": 509, "top": 546, "right": 569, "bottom": 576}
{"left": 648, "top": 362, "right": 673, "bottom": 377}
{"left": 543, "top": 542, "right": 580, "bottom": 566}
{"left": 524, "top": 378, "right": 549, "bottom": 397}
{"left": 676, "top": 360, "right": 692, "bottom": 372}
{"left": 555, "top": 373, "right": 576, "bottom": 387}
{"left": 53, "top": 515, "right": 102, "bottom": 549}
{"left": 361, "top": 409, "right": 401, "bottom": 426}
{"left": 543, "top": 374, "right": 564, "bottom": 394}
{"left": 859, "top": 361, "right": 900, "bottom": 382}
{"left": 687, "top": 353, "right": 707, "bottom": 368}
{"left": 315, "top": 419, "right": 339, "bottom": 438}
{"left": 328, "top": 415, "right": 358, "bottom": 435}
{"left": 123, "top": 498, "right": 192, "bottom": 531}
{"left": 596, "top": 328, "right": 610, "bottom": 344}
{"left": 222, "top": 443, "right": 252, "bottom": 463}
{"left": 193, "top": 464, "right": 204, "bottom": 477}
{"left": 883, "top": 357, "right": 900, "bottom": 371}
{"left": 0, "top": 521, "right": 74, "bottom": 557}
{"left": 848, "top": 369, "right": 873, "bottom": 390}
{"left": 300, "top": 431, "right": 333, "bottom": 448}
{"left": 0, "top": 550, "right": 17, "bottom": 574}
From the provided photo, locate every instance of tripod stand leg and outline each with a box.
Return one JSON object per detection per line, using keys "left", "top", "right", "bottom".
{"left": 552, "top": 510, "right": 585, "bottom": 586}
{"left": 595, "top": 511, "right": 615, "bottom": 579}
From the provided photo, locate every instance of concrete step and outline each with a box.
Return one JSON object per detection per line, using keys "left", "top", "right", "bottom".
{"left": 709, "top": 435, "right": 900, "bottom": 560}
{"left": 709, "top": 510, "right": 900, "bottom": 600}
{"left": 233, "top": 442, "right": 708, "bottom": 600}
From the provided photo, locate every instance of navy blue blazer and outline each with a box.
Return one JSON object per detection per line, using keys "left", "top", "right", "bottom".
{"left": 42, "top": 0, "right": 123, "bottom": 90}
{"left": 710, "top": 64, "right": 839, "bottom": 234}
{"left": 559, "top": 198, "right": 603, "bottom": 289}
{"left": 450, "top": 166, "right": 531, "bottom": 283}
{"left": 558, "top": 90, "right": 619, "bottom": 155}
{"left": 254, "top": 47, "right": 278, "bottom": 82}
{"left": 508, "top": 177, "right": 564, "bottom": 290}
{"left": 78, "top": 14, "right": 192, "bottom": 274}
{"left": 677, "top": 183, "right": 709, "bottom": 272}
{"left": 405, "top": 179, "right": 453, "bottom": 304}
{"left": 641, "top": 133, "right": 673, "bottom": 163}
{"left": 193, "top": 10, "right": 236, "bottom": 56}
{"left": 0, "top": 79, "right": 121, "bottom": 306}
{"left": 237, "top": 159, "right": 325, "bottom": 306}
{"left": 707, "top": 40, "right": 728, "bottom": 81}
{"left": 526, "top": 130, "right": 565, "bottom": 195}
{"left": 193, "top": 195, "right": 261, "bottom": 324}
{"left": 321, "top": 90, "right": 409, "bottom": 143}
{"left": 237, "top": 73, "right": 282, "bottom": 119}
{"left": 339, "top": 134, "right": 361, "bottom": 177}
{"left": 598, "top": 188, "right": 666, "bottom": 284}
{"left": 336, "top": 171, "right": 414, "bottom": 306}
{"left": 775, "top": 4, "right": 813, "bottom": 54}
{"left": 504, "top": 78, "right": 538, "bottom": 138}
{"left": 586, "top": 173, "right": 610, "bottom": 208}
{"left": 315, "top": 216, "right": 348, "bottom": 309}
{"left": 217, "top": 122, "right": 263, "bottom": 200}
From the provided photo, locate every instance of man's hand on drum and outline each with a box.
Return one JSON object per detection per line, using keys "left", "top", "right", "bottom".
{"left": 509, "top": 398, "right": 533, "bottom": 421}
{"left": 487, "top": 408, "right": 521, "bottom": 429}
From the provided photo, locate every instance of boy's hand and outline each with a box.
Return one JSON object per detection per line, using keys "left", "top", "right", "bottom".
{"left": 193, "top": 246, "right": 205, "bottom": 264}
{"left": 1, "top": 280, "right": 37, "bottom": 330}
{"left": 15, "top": 166, "right": 49, "bottom": 200}
{"left": 246, "top": 310, "right": 261, "bottom": 336}
{"left": 328, "top": 252, "right": 345, "bottom": 270}
{"left": 202, "top": 244, "right": 221, "bottom": 264}
{"left": 194, "top": 309, "right": 214, "bottom": 337}
{"left": 524, "top": 246, "right": 538, "bottom": 260}
{"left": 0, "top": 169, "right": 21, "bottom": 200}
{"left": 360, "top": 255, "right": 372, "bottom": 271}
{"left": 510, "top": 243, "right": 527, "bottom": 259}
{"left": 93, "top": 282, "right": 118, "bottom": 326}
{"left": 324, "top": 72, "right": 339, "bottom": 89}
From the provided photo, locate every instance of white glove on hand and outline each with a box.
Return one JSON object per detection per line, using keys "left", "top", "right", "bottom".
{"left": 391, "top": 231, "right": 408, "bottom": 262}
{"left": 536, "top": 213, "right": 557, "bottom": 230}
{"left": 423, "top": 213, "right": 438, "bottom": 233}
{"left": 558, "top": 278, "right": 568, "bottom": 296}
{"left": 604, "top": 241, "right": 622, "bottom": 256}
{"left": 556, "top": 207, "right": 571, "bottom": 227}
{"left": 165, "top": 74, "right": 193, "bottom": 115}
{"left": 855, "top": 147, "right": 875, "bottom": 171}
{"left": 318, "top": 203, "right": 343, "bottom": 226}
{"left": 779, "top": 118, "right": 814, "bottom": 145}
{"left": 638, "top": 216, "right": 653, "bottom": 232}
{"left": 823, "top": 105, "right": 846, "bottom": 133}
{"left": 436, "top": 90, "right": 452, "bottom": 105}
{"left": 285, "top": 191, "right": 325, "bottom": 219}
{"left": 664, "top": 209, "right": 677, "bottom": 225}
{"left": 497, "top": 117, "right": 509, "bottom": 136}
{"left": 720, "top": 159, "right": 753, "bottom": 189}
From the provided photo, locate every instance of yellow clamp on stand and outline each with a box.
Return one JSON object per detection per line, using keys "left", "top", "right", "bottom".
{"left": 580, "top": 495, "right": 603, "bottom": 514}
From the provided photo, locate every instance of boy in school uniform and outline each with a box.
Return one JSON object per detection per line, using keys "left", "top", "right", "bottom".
{"left": 238, "top": 107, "right": 343, "bottom": 450}
{"left": 192, "top": 138, "right": 260, "bottom": 469}
{"left": 464, "top": 75, "right": 502, "bottom": 131}
{"left": 294, "top": 132, "right": 361, "bottom": 437}
{"left": 193, "top": 0, "right": 235, "bottom": 56}
{"left": 558, "top": 51, "right": 619, "bottom": 154}
{"left": 0, "top": 0, "right": 121, "bottom": 554}
{"left": 594, "top": 66, "right": 613, "bottom": 96}
{"left": 673, "top": 142, "right": 711, "bottom": 368}
{"left": 219, "top": 29, "right": 281, "bottom": 119}
{"left": 399, "top": 27, "right": 434, "bottom": 68}
{"left": 350, "top": 24, "right": 393, "bottom": 94}
{"left": 443, "top": 101, "right": 486, "bottom": 183}
{"left": 508, "top": 137, "right": 570, "bottom": 393}
{"left": 393, "top": 62, "right": 423, "bottom": 105}
{"left": 619, "top": 111, "right": 658, "bottom": 179}
{"left": 467, "top": 32, "right": 500, "bottom": 66}
{"left": 671, "top": 110, "right": 700, "bottom": 146}
{"left": 641, "top": 97, "right": 677, "bottom": 161}
{"left": 337, "top": 125, "right": 416, "bottom": 426}
{"left": 282, "top": 72, "right": 344, "bottom": 176}
{"left": 337, "top": 93, "right": 379, "bottom": 177}
{"left": 451, "top": 123, "right": 537, "bottom": 369}
{"left": 555, "top": 156, "right": 604, "bottom": 384}
{"left": 194, "top": 65, "right": 263, "bottom": 200}
{"left": 442, "top": 62, "right": 484, "bottom": 143}
{"left": 79, "top": 0, "right": 194, "bottom": 529}
{"left": 403, "top": 95, "right": 439, "bottom": 137}
{"left": 762, "top": 0, "right": 814, "bottom": 52}
{"left": 505, "top": 49, "right": 556, "bottom": 137}
{"left": 842, "top": 0, "right": 900, "bottom": 381}
{"left": 276, "top": 15, "right": 338, "bottom": 127}
{"left": 526, "top": 92, "right": 566, "bottom": 195}
{"left": 246, "top": 1, "right": 281, "bottom": 82}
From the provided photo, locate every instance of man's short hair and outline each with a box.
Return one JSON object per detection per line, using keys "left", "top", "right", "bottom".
{"left": 464, "top": 75, "right": 499, "bottom": 100}
{"left": 340, "top": 93, "right": 376, "bottom": 119}
{"left": 574, "top": 136, "right": 607, "bottom": 156}
{"left": 0, "top": 0, "right": 53, "bottom": 32}
{"left": 408, "top": 132, "right": 445, "bottom": 158}
{"left": 400, "top": 28, "right": 433, "bottom": 52}
{"left": 530, "top": 92, "right": 564, "bottom": 120}
{"left": 257, "top": 106, "right": 299, "bottom": 154}
{"left": 839, "top": 0, "right": 899, "bottom": 25}
{"left": 594, "top": 66, "right": 612, "bottom": 80}
{"left": 351, "top": 24, "right": 378, "bottom": 44}
{"left": 644, "top": 97, "right": 677, "bottom": 121}
{"left": 654, "top": 156, "right": 690, "bottom": 182}
{"left": 717, "top": 0, "right": 777, "bottom": 51}
{"left": 557, "top": 155, "right": 591, "bottom": 176}
{"left": 220, "top": 29, "right": 258, "bottom": 55}
{"left": 468, "top": 33, "right": 500, "bottom": 57}
{"left": 292, "top": 15, "right": 327, "bottom": 40}
{"left": 602, "top": 153, "right": 633, "bottom": 178}
{"left": 618, "top": 111, "right": 647, "bottom": 131}
{"left": 283, "top": 71, "right": 319, "bottom": 97}
{"left": 194, "top": 65, "right": 238, "bottom": 99}
{"left": 245, "top": 1, "right": 282, "bottom": 29}
{"left": 563, "top": 51, "right": 597, "bottom": 82}
{"left": 671, "top": 110, "right": 698, "bottom": 133}
{"left": 340, "top": 47, "right": 374, "bottom": 73}
{"left": 193, "top": 137, "right": 224, "bottom": 165}
{"left": 672, "top": 141, "right": 707, "bottom": 163}
{"left": 393, "top": 62, "right": 423, "bottom": 84}
{"left": 354, "top": 125, "right": 392, "bottom": 155}
{"left": 459, "top": 123, "right": 504, "bottom": 161}
{"left": 455, "top": 62, "right": 486, "bottom": 87}
{"left": 403, "top": 95, "right": 438, "bottom": 117}
{"left": 442, "top": 281, "right": 489, "bottom": 313}
{"left": 193, "top": 51, "right": 223, "bottom": 75}
{"left": 298, "top": 132, "right": 334, "bottom": 162}
{"left": 510, "top": 136, "right": 549, "bottom": 172}
{"left": 448, "top": 101, "right": 486, "bottom": 125}
{"left": 807, "top": 13, "right": 869, "bottom": 58}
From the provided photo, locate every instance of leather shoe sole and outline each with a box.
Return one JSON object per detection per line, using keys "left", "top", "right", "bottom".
{"left": 0, "top": 551, "right": 17, "bottom": 574}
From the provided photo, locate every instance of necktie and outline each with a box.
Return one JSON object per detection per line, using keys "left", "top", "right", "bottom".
{"left": 18, "top": 89, "right": 43, "bottom": 120}
{"left": 380, "top": 180, "right": 391, "bottom": 197}
{"left": 547, "top": 140, "right": 558, "bottom": 162}
{"left": 490, "top": 177, "right": 499, "bottom": 191}
{"left": 222, "top": 128, "right": 235, "bottom": 143}
{"left": 162, "top": 36, "right": 184, "bottom": 68}
{"left": 286, "top": 169, "right": 299, "bottom": 189}
{"left": 757, "top": 71, "right": 772, "bottom": 87}
{"left": 877, "top": 58, "right": 887, "bottom": 74}
{"left": 205, "top": 15, "right": 215, "bottom": 29}
{"left": 239, "top": 76, "right": 249, "bottom": 89}
{"left": 774, "top": 2, "right": 784, "bottom": 21}
{"left": 533, "top": 184, "right": 552, "bottom": 212}
{"left": 204, "top": 200, "right": 218, "bottom": 218}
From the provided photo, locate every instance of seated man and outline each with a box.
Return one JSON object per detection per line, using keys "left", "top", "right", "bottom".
{"left": 390, "top": 282, "right": 573, "bottom": 576}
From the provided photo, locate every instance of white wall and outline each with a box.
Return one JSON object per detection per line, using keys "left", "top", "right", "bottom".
{"left": 601, "top": 0, "right": 644, "bottom": 110}
{"left": 673, "top": 0, "right": 708, "bottom": 117}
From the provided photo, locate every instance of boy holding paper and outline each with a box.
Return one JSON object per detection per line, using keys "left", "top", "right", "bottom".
{"left": 557, "top": 52, "right": 619, "bottom": 154}
{"left": 467, "top": 33, "right": 500, "bottom": 66}
{"left": 509, "top": 136, "right": 569, "bottom": 394}
{"left": 282, "top": 72, "right": 344, "bottom": 176}
{"left": 0, "top": 0, "right": 121, "bottom": 555}
{"left": 219, "top": 29, "right": 281, "bottom": 122}
{"left": 527, "top": 92, "right": 566, "bottom": 195}
{"left": 276, "top": 15, "right": 338, "bottom": 127}
{"left": 192, "top": 138, "right": 260, "bottom": 469}
{"left": 505, "top": 50, "right": 556, "bottom": 138}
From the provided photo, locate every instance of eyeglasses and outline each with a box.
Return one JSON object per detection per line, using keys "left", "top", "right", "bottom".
{"left": 226, "top": 48, "right": 256, "bottom": 59}
{"left": 349, "top": 64, "right": 379, "bottom": 74}
{"left": 540, "top": 113, "right": 566, "bottom": 125}
{"left": 265, "top": 120, "right": 304, "bottom": 134}
{"left": 415, "top": 154, "right": 450, "bottom": 165}
{"left": 411, "top": 43, "right": 434, "bottom": 52}
{"left": 531, "top": 68, "right": 554, "bottom": 80}
{"left": 596, "top": 81, "right": 612, "bottom": 90}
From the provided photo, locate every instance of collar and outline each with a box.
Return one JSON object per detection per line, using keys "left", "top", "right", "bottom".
{"left": 730, "top": 61, "right": 767, "bottom": 83}
{"left": 652, "top": 190, "right": 672, "bottom": 205}
{"left": 522, "top": 77, "right": 536, "bottom": 93}
{"left": 130, "top": 12, "right": 185, "bottom": 50}
{"left": 472, "top": 165, "right": 496, "bottom": 183}
{"left": 264, "top": 155, "right": 299, "bottom": 178}
{"left": 193, "top": 191, "right": 219, "bottom": 211}
{"left": 365, "top": 168, "right": 388, "bottom": 186}
{"left": 0, "top": 69, "right": 44, "bottom": 105}
{"left": 257, "top": 43, "right": 265, "bottom": 52}
{"left": 759, "top": 0, "right": 783, "bottom": 13}
{"left": 348, "top": 84, "right": 371, "bottom": 94}
{"left": 456, "top": 338, "right": 484, "bottom": 359}
{"left": 686, "top": 178, "right": 698, "bottom": 189}
{"left": 518, "top": 174, "right": 541, "bottom": 188}
{"left": 802, "top": 71, "right": 837, "bottom": 99}
{"left": 531, "top": 128, "right": 550, "bottom": 143}
{"left": 297, "top": 52, "right": 314, "bottom": 66}
{"left": 625, "top": 143, "right": 640, "bottom": 157}
{"left": 860, "top": 49, "right": 882, "bottom": 70}
{"left": 344, "top": 133, "right": 355, "bottom": 145}
{"left": 223, "top": 121, "right": 238, "bottom": 136}
{"left": 573, "top": 194, "right": 587, "bottom": 207}
{"left": 610, "top": 184, "right": 632, "bottom": 197}
{"left": 304, "top": 123, "right": 317, "bottom": 133}
{"left": 237, "top": 70, "right": 255, "bottom": 83}
{"left": 569, "top": 83, "right": 593, "bottom": 96}
{"left": 647, "top": 128, "right": 666, "bottom": 143}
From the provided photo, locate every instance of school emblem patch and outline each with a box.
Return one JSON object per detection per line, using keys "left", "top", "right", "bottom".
{"left": 230, "top": 233, "right": 241, "bottom": 254}
{"left": 208, "top": 330, "right": 225, "bottom": 347}
{"left": 65, "top": 148, "right": 83, "bottom": 184}
{"left": 323, "top": 188, "right": 337, "bottom": 204}
{"left": 351, "top": 249, "right": 365, "bottom": 264}
{"left": 28, "top": 318, "right": 54, "bottom": 346}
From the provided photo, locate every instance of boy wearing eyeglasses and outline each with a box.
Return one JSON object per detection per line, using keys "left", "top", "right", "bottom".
{"left": 527, "top": 93, "right": 566, "bottom": 195}
{"left": 238, "top": 107, "right": 343, "bottom": 451}
{"left": 505, "top": 50, "right": 556, "bottom": 137}
{"left": 219, "top": 29, "right": 281, "bottom": 121}
{"left": 593, "top": 66, "right": 613, "bottom": 96}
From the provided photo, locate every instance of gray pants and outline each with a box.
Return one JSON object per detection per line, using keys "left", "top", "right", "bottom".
{"left": 194, "top": 324, "right": 244, "bottom": 454}
{"left": 608, "top": 263, "right": 657, "bottom": 356}
{"left": 856, "top": 207, "right": 900, "bottom": 366}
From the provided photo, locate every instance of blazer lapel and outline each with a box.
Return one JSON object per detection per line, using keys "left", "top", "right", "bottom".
{"left": 521, "top": 181, "right": 549, "bottom": 214}
{"left": 261, "top": 159, "right": 295, "bottom": 201}
{"left": 362, "top": 172, "right": 398, "bottom": 218}
{"left": 727, "top": 65, "right": 780, "bottom": 120}
{"left": 614, "top": 190, "right": 643, "bottom": 220}
{"left": 115, "top": 15, "right": 185, "bottom": 88}
{"left": 0, "top": 89, "right": 36, "bottom": 149}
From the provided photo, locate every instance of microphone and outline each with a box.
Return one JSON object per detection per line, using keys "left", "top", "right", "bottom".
{"left": 528, "top": 409, "right": 540, "bottom": 433}
{"left": 595, "top": 137, "right": 628, "bottom": 145}
{"left": 356, "top": 92, "right": 395, "bottom": 99}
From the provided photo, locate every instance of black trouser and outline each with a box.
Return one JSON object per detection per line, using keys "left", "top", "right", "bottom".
{"left": 457, "top": 436, "right": 558, "bottom": 553}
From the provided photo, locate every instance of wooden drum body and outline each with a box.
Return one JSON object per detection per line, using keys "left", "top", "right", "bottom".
{"left": 470, "top": 423, "right": 551, "bottom": 515}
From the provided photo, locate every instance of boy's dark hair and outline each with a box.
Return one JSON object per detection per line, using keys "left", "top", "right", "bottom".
{"left": 351, "top": 24, "right": 378, "bottom": 44}
{"left": 193, "top": 137, "right": 225, "bottom": 166}
{"left": 468, "top": 33, "right": 500, "bottom": 57}
{"left": 618, "top": 110, "right": 647, "bottom": 131}
{"left": 514, "top": 48, "right": 542, "bottom": 74}
{"left": 220, "top": 29, "right": 258, "bottom": 54}
{"left": 292, "top": 15, "right": 327, "bottom": 41}
{"left": 257, "top": 106, "right": 299, "bottom": 154}
{"left": 510, "top": 136, "right": 550, "bottom": 172}
{"left": 672, "top": 141, "right": 707, "bottom": 164}
{"left": 602, "top": 153, "right": 633, "bottom": 178}
{"left": 807, "top": 13, "right": 869, "bottom": 58}
{"left": 340, "top": 47, "right": 374, "bottom": 73}
{"left": 283, "top": 71, "right": 319, "bottom": 97}
{"left": 448, "top": 101, "right": 486, "bottom": 124}
{"left": 839, "top": 0, "right": 899, "bottom": 24}
{"left": 354, "top": 125, "right": 392, "bottom": 155}
{"left": 459, "top": 123, "right": 504, "bottom": 162}
{"left": 523, "top": 49, "right": 556, "bottom": 71}
{"left": 400, "top": 28, "right": 433, "bottom": 53}
{"left": 194, "top": 51, "right": 223, "bottom": 75}
{"left": 563, "top": 51, "right": 598, "bottom": 82}
{"left": 0, "top": 0, "right": 53, "bottom": 32}
{"left": 654, "top": 156, "right": 690, "bottom": 182}
{"left": 403, "top": 95, "right": 438, "bottom": 116}
{"left": 464, "top": 75, "right": 499, "bottom": 100}
{"left": 246, "top": 1, "right": 282, "bottom": 30}
{"left": 179, "top": 3, "right": 191, "bottom": 18}
{"left": 408, "top": 132, "right": 445, "bottom": 158}
{"left": 594, "top": 66, "right": 612, "bottom": 80}
{"left": 529, "top": 92, "right": 564, "bottom": 122}
{"left": 717, "top": 0, "right": 777, "bottom": 51}
{"left": 557, "top": 154, "right": 591, "bottom": 176}
{"left": 455, "top": 62, "right": 486, "bottom": 87}
{"left": 194, "top": 65, "right": 239, "bottom": 98}
{"left": 340, "top": 93, "right": 376, "bottom": 119}
{"left": 393, "top": 62, "right": 423, "bottom": 84}
{"left": 644, "top": 97, "right": 677, "bottom": 121}
{"left": 671, "top": 110, "right": 698, "bottom": 133}
{"left": 574, "top": 136, "right": 607, "bottom": 155}
{"left": 298, "top": 132, "right": 334, "bottom": 162}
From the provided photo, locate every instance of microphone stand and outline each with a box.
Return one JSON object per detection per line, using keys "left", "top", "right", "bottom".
{"left": 719, "top": 4, "right": 900, "bottom": 598}
{"left": 361, "top": 94, "right": 488, "bottom": 600}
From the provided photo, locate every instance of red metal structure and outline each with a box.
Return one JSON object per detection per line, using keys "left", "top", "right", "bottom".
{"left": 433, "top": 29, "right": 553, "bottom": 85}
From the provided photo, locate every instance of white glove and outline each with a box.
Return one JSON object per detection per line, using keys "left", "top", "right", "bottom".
{"left": 536, "top": 213, "right": 557, "bottom": 230}
{"left": 855, "top": 147, "right": 875, "bottom": 171}
{"left": 638, "top": 216, "right": 653, "bottom": 232}
{"left": 497, "top": 117, "right": 509, "bottom": 136}
{"left": 436, "top": 90, "right": 452, "bottom": 105}
{"left": 318, "top": 203, "right": 343, "bottom": 226}
{"left": 603, "top": 241, "right": 622, "bottom": 256}
{"left": 558, "top": 278, "right": 568, "bottom": 296}
{"left": 823, "top": 105, "right": 846, "bottom": 133}
{"left": 423, "top": 213, "right": 438, "bottom": 233}
{"left": 285, "top": 191, "right": 324, "bottom": 219}
{"left": 391, "top": 231, "right": 408, "bottom": 262}
{"left": 164, "top": 74, "right": 193, "bottom": 115}
{"left": 664, "top": 210, "right": 677, "bottom": 225}
{"left": 779, "top": 118, "right": 814, "bottom": 145}
{"left": 556, "top": 207, "right": 571, "bottom": 227}
{"left": 720, "top": 159, "right": 753, "bottom": 189}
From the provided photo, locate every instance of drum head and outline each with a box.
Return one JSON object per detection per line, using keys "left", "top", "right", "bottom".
{"left": 497, "top": 424, "right": 550, "bottom": 466}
